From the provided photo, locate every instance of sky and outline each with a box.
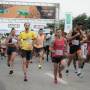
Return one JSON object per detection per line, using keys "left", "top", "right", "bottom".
{"left": 1, "top": 0, "right": 90, "bottom": 19}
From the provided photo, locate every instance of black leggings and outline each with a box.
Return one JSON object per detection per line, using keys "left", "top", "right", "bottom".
{"left": 44, "top": 45, "right": 49, "bottom": 61}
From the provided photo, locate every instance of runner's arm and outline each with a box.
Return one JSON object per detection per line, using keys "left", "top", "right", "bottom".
{"left": 69, "top": 33, "right": 80, "bottom": 40}
{"left": 80, "top": 31, "right": 87, "bottom": 44}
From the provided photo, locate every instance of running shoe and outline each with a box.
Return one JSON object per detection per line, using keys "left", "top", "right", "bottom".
{"left": 7, "top": 62, "right": 10, "bottom": 67}
{"left": 65, "top": 70, "right": 69, "bottom": 76}
{"left": 38, "top": 64, "right": 42, "bottom": 69}
{"left": 9, "top": 70, "right": 13, "bottom": 75}
{"left": 77, "top": 73, "right": 83, "bottom": 78}
{"left": 24, "top": 76, "right": 28, "bottom": 82}
{"left": 8, "top": 64, "right": 10, "bottom": 67}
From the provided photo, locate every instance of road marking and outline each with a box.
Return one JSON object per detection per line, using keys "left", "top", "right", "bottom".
{"left": 45, "top": 72, "right": 68, "bottom": 85}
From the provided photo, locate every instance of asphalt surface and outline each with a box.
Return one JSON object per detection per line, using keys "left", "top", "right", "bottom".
{"left": 0, "top": 56, "right": 90, "bottom": 90}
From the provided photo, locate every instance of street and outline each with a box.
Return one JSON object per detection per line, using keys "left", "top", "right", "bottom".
{"left": 0, "top": 56, "right": 90, "bottom": 90}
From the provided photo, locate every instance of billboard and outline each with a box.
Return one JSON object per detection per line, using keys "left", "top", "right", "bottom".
{"left": 0, "top": 1, "right": 60, "bottom": 34}
{"left": 0, "top": 4, "right": 56, "bottom": 19}
{"left": 0, "top": 22, "right": 23, "bottom": 34}
{"left": 0, "top": 22, "right": 48, "bottom": 34}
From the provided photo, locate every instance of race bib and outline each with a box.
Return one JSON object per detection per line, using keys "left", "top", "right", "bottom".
{"left": 25, "top": 39, "right": 32, "bottom": 44}
{"left": 12, "top": 38, "right": 17, "bottom": 44}
{"left": 72, "top": 40, "right": 79, "bottom": 45}
{"left": 55, "top": 50, "right": 63, "bottom": 55}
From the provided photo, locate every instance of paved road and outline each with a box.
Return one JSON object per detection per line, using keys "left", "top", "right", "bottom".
{"left": 0, "top": 56, "right": 90, "bottom": 90}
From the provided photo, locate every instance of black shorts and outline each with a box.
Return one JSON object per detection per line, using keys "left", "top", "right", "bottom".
{"left": 52, "top": 56, "right": 65, "bottom": 64}
{"left": 7, "top": 47, "right": 17, "bottom": 55}
{"left": 34, "top": 47, "right": 43, "bottom": 54}
{"left": 44, "top": 45, "right": 49, "bottom": 53}
{"left": 21, "top": 49, "right": 32, "bottom": 61}
{"left": 70, "top": 45, "right": 81, "bottom": 54}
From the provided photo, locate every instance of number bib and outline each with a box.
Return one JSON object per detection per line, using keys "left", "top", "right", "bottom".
{"left": 12, "top": 38, "right": 17, "bottom": 44}
{"left": 72, "top": 40, "right": 79, "bottom": 45}
{"left": 55, "top": 50, "right": 63, "bottom": 56}
{"left": 25, "top": 39, "right": 32, "bottom": 44}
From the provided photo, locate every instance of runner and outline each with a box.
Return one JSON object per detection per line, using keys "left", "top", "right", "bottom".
{"left": 44, "top": 30, "right": 55, "bottom": 62}
{"left": 18, "top": 22, "right": 36, "bottom": 81}
{"left": 66, "top": 24, "right": 87, "bottom": 77}
{"left": 44, "top": 32, "right": 51, "bottom": 62}
{"left": 80, "top": 39, "right": 87, "bottom": 69}
{"left": 86, "top": 32, "right": 90, "bottom": 63}
{"left": 50, "top": 30, "right": 67, "bottom": 84}
{"left": 5, "top": 27, "right": 18, "bottom": 75}
{"left": 0, "top": 37, "right": 6, "bottom": 60}
{"left": 34, "top": 29, "right": 45, "bottom": 69}
{"left": 66, "top": 32, "right": 77, "bottom": 73}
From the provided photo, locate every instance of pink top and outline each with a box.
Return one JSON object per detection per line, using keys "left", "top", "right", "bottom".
{"left": 52, "top": 38, "right": 65, "bottom": 57}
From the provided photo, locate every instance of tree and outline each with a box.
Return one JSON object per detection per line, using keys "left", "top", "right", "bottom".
{"left": 73, "top": 13, "right": 88, "bottom": 29}
{"left": 86, "top": 17, "right": 90, "bottom": 30}
{"left": 59, "top": 20, "right": 64, "bottom": 30}
{"left": 47, "top": 23, "right": 55, "bottom": 30}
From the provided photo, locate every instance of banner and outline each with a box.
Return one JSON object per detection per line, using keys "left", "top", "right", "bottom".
{"left": 0, "top": 22, "right": 47, "bottom": 34}
{"left": 0, "top": 1, "right": 59, "bottom": 34}
{"left": 64, "top": 13, "right": 72, "bottom": 33}
{"left": 0, "top": 23, "right": 24, "bottom": 34}
{"left": 0, "top": 4, "right": 56, "bottom": 19}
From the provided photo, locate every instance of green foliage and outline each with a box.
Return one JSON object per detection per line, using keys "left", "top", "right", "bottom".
{"left": 47, "top": 23, "right": 55, "bottom": 29}
{"left": 73, "top": 13, "right": 88, "bottom": 29}
{"left": 59, "top": 13, "right": 90, "bottom": 31}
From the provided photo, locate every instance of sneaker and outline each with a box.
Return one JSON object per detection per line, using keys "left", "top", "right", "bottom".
{"left": 8, "top": 63, "right": 10, "bottom": 67}
{"left": 9, "top": 70, "right": 13, "bottom": 75}
{"left": 77, "top": 73, "right": 83, "bottom": 78}
{"left": 24, "top": 76, "right": 28, "bottom": 82}
{"left": 38, "top": 65, "right": 42, "bottom": 69}
{"left": 66, "top": 70, "right": 69, "bottom": 76}
{"left": 24, "top": 78, "right": 28, "bottom": 82}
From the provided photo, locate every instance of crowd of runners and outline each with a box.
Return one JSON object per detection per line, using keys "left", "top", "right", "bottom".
{"left": 0, "top": 22, "right": 90, "bottom": 84}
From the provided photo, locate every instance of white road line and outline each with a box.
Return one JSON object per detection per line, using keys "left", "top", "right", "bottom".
{"left": 45, "top": 72, "right": 68, "bottom": 85}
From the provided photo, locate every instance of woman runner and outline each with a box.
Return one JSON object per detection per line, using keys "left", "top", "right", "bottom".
{"left": 50, "top": 30, "right": 67, "bottom": 84}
